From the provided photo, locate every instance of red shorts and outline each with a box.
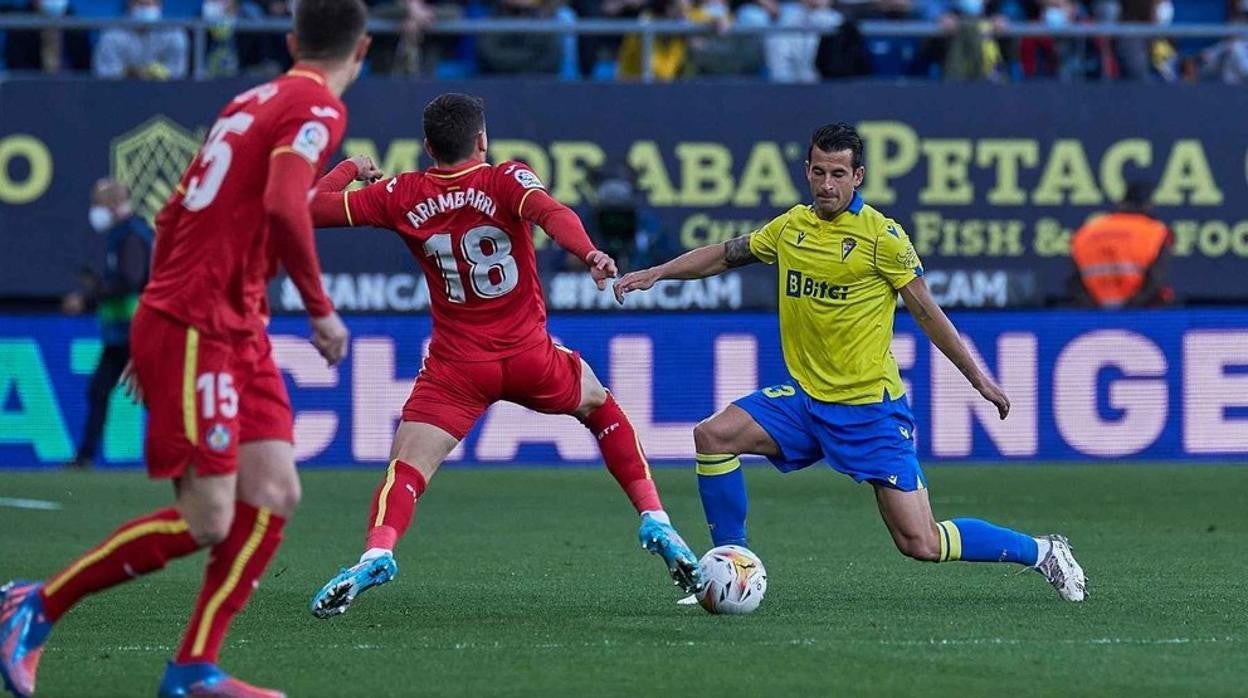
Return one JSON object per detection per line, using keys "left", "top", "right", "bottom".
{"left": 402, "top": 337, "right": 583, "bottom": 439}
{"left": 131, "top": 305, "right": 293, "bottom": 479}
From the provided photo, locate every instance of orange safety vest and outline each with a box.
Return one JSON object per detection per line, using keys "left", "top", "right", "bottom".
{"left": 1070, "top": 213, "right": 1170, "bottom": 308}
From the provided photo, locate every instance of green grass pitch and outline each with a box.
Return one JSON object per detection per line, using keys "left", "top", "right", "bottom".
{"left": 2, "top": 465, "right": 1246, "bottom": 697}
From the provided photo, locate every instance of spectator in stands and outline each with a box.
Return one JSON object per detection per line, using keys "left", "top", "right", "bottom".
{"left": 62, "top": 179, "right": 154, "bottom": 470}
{"left": 0, "top": 0, "right": 91, "bottom": 74}
{"left": 684, "top": 0, "right": 766, "bottom": 77}
{"left": 569, "top": 0, "right": 614, "bottom": 77}
{"left": 1021, "top": 0, "right": 1080, "bottom": 79}
{"left": 1115, "top": 0, "right": 1161, "bottom": 80}
{"left": 476, "top": 0, "right": 562, "bottom": 75}
{"left": 202, "top": 0, "right": 240, "bottom": 77}
{"left": 237, "top": 0, "right": 292, "bottom": 75}
{"left": 761, "top": 0, "right": 843, "bottom": 82}
{"left": 1191, "top": 1, "right": 1248, "bottom": 83}
{"left": 615, "top": 0, "right": 693, "bottom": 80}
{"left": 93, "top": 0, "right": 189, "bottom": 79}
{"left": 940, "top": 0, "right": 1008, "bottom": 81}
{"left": 367, "top": 0, "right": 462, "bottom": 75}
{"left": 1069, "top": 181, "right": 1175, "bottom": 308}
{"left": 814, "top": 10, "right": 872, "bottom": 79}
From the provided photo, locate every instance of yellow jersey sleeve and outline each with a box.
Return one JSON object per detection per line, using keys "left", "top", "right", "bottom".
{"left": 747, "top": 212, "right": 791, "bottom": 265}
{"left": 874, "top": 219, "right": 924, "bottom": 290}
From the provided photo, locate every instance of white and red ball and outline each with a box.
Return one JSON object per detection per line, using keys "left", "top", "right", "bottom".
{"left": 695, "top": 545, "right": 767, "bottom": 615}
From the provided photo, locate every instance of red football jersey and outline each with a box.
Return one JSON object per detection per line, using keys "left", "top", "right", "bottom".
{"left": 142, "top": 67, "right": 346, "bottom": 339}
{"left": 344, "top": 161, "right": 552, "bottom": 361}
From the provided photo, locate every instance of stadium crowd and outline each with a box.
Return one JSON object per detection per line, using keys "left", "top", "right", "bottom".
{"left": 1, "top": 0, "right": 1245, "bottom": 81}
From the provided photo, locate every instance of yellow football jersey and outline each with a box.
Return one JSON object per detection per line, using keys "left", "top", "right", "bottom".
{"left": 749, "top": 192, "right": 923, "bottom": 405}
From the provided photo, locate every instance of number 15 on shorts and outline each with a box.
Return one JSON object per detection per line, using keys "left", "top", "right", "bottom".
{"left": 197, "top": 372, "right": 239, "bottom": 420}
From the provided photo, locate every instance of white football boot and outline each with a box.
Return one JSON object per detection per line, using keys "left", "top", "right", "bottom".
{"left": 1033, "top": 534, "right": 1088, "bottom": 602}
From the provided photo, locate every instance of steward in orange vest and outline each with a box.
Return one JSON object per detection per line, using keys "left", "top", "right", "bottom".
{"left": 1070, "top": 182, "right": 1174, "bottom": 308}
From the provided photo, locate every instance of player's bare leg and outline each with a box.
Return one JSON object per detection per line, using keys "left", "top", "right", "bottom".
{"left": 160, "top": 441, "right": 298, "bottom": 698}
{"left": 572, "top": 359, "right": 702, "bottom": 593}
{"left": 874, "top": 486, "right": 1087, "bottom": 602}
{"left": 311, "top": 422, "right": 458, "bottom": 618}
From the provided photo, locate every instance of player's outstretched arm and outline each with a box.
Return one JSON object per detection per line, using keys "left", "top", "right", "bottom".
{"left": 316, "top": 155, "right": 383, "bottom": 194}
{"left": 613, "top": 235, "right": 758, "bottom": 304}
{"left": 310, "top": 161, "right": 391, "bottom": 231}
{"left": 899, "top": 277, "right": 1010, "bottom": 419}
{"left": 521, "top": 189, "right": 618, "bottom": 289}
{"left": 266, "top": 152, "right": 348, "bottom": 365}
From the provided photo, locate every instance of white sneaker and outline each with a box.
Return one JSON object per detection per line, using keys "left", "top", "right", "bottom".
{"left": 1034, "top": 534, "right": 1087, "bottom": 602}
{"left": 676, "top": 594, "right": 698, "bottom": 606}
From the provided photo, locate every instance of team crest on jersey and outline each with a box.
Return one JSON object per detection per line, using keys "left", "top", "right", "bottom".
{"left": 513, "top": 168, "right": 544, "bottom": 190}
{"left": 896, "top": 246, "right": 919, "bottom": 269}
{"left": 292, "top": 121, "right": 330, "bottom": 162}
{"left": 206, "top": 424, "right": 232, "bottom": 453}
{"left": 841, "top": 238, "right": 857, "bottom": 262}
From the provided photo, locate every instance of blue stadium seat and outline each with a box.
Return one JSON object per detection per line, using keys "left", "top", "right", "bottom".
{"left": 72, "top": 0, "right": 124, "bottom": 17}
{"left": 1175, "top": 0, "right": 1228, "bottom": 23}
{"left": 434, "top": 59, "right": 475, "bottom": 80}
{"left": 1174, "top": 0, "right": 1228, "bottom": 55}
{"left": 590, "top": 59, "right": 616, "bottom": 82}
{"left": 161, "top": 0, "right": 201, "bottom": 18}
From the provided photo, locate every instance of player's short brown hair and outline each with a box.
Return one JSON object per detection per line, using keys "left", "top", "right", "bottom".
{"left": 295, "top": 0, "right": 368, "bottom": 61}
{"left": 809, "top": 122, "right": 864, "bottom": 170}
{"left": 423, "top": 93, "right": 486, "bottom": 164}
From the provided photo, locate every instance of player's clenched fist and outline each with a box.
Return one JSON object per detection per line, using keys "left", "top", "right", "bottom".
{"left": 613, "top": 268, "right": 661, "bottom": 305}
{"left": 347, "top": 155, "right": 384, "bottom": 183}
{"left": 311, "top": 311, "right": 350, "bottom": 366}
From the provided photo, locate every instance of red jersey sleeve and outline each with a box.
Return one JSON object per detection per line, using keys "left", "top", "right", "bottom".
{"left": 269, "top": 94, "right": 347, "bottom": 173}
{"left": 265, "top": 93, "right": 347, "bottom": 317}
{"left": 522, "top": 189, "right": 597, "bottom": 263}
{"left": 493, "top": 161, "right": 548, "bottom": 218}
{"left": 316, "top": 159, "right": 359, "bottom": 193}
{"left": 337, "top": 176, "right": 402, "bottom": 229}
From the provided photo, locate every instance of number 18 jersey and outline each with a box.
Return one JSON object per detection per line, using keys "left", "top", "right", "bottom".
{"left": 142, "top": 68, "right": 347, "bottom": 339}
{"left": 342, "top": 160, "right": 551, "bottom": 362}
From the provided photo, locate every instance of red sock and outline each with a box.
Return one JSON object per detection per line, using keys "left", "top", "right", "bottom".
{"left": 40, "top": 507, "right": 201, "bottom": 622}
{"left": 583, "top": 393, "right": 663, "bottom": 514}
{"left": 364, "top": 459, "right": 427, "bottom": 552}
{"left": 175, "top": 501, "right": 285, "bottom": 664}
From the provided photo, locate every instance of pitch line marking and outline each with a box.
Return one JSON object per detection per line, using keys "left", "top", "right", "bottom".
{"left": 44, "top": 636, "right": 1237, "bottom": 655}
{"left": 0, "top": 497, "right": 62, "bottom": 511}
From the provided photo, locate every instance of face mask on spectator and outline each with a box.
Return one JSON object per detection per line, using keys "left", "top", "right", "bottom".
{"left": 40, "top": 0, "right": 69, "bottom": 16}
{"left": 956, "top": 0, "right": 984, "bottom": 16}
{"left": 132, "top": 4, "right": 162, "bottom": 21}
{"left": 1154, "top": 0, "right": 1173, "bottom": 25}
{"left": 202, "top": 0, "right": 229, "bottom": 20}
{"left": 1043, "top": 7, "right": 1068, "bottom": 26}
{"left": 88, "top": 206, "right": 114, "bottom": 234}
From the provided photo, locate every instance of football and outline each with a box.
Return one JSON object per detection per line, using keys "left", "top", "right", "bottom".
{"left": 695, "top": 545, "right": 768, "bottom": 615}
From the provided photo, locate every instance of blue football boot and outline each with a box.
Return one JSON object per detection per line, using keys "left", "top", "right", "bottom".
{"left": 638, "top": 514, "right": 703, "bottom": 593}
{"left": 310, "top": 554, "right": 398, "bottom": 619}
